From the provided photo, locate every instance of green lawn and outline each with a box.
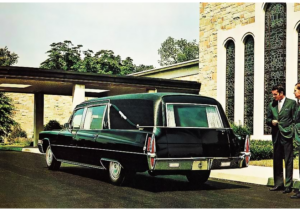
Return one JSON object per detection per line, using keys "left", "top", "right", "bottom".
{"left": 250, "top": 158, "right": 299, "bottom": 169}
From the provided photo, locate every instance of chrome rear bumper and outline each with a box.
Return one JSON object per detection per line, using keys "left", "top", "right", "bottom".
{"left": 151, "top": 157, "right": 244, "bottom": 171}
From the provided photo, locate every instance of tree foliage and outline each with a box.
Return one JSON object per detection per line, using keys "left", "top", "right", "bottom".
{"left": 40, "top": 41, "right": 154, "bottom": 75}
{"left": 0, "top": 46, "right": 18, "bottom": 141}
{"left": 0, "top": 92, "right": 15, "bottom": 140}
{"left": 0, "top": 46, "right": 19, "bottom": 66}
{"left": 158, "top": 37, "right": 199, "bottom": 66}
{"left": 40, "top": 41, "right": 81, "bottom": 71}
{"left": 133, "top": 64, "right": 154, "bottom": 73}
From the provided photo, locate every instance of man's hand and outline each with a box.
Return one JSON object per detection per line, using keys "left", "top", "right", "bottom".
{"left": 272, "top": 120, "right": 278, "bottom": 126}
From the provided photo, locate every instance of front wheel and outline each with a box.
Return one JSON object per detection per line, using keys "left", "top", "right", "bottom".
{"left": 186, "top": 170, "right": 211, "bottom": 186}
{"left": 45, "top": 146, "right": 61, "bottom": 170}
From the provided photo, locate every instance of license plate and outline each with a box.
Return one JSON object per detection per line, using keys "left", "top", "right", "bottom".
{"left": 221, "top": 162, "right": 231, "bottom": 167}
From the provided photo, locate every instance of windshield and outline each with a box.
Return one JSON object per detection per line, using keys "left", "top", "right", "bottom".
{"left": 166, "top": 103, "right": 223, "bottom": 128}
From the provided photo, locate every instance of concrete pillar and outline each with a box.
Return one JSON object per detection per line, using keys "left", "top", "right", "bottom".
{"left": 147, "top": 88, "right": 157, "bottom": 93}
{"left": 34, "top": 93, "right": 44, "bottom": 147}
{"left": 72, "top": 84, "right": 85, "bottom": 110}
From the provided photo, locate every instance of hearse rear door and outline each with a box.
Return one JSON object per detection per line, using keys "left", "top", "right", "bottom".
{"left": 164, "top": 103, "right": 231, "bottom": 158}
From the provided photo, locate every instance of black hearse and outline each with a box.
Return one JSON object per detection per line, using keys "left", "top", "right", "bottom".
{"left": 38, "top": 93, "right": 250, "bottom": 185}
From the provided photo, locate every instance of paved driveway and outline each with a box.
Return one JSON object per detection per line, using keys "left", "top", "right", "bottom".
{"left": 0, "top": 151, "right": 298, "bottom": 208}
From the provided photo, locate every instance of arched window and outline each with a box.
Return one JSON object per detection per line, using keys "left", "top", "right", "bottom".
{"left": 244, "top": 35, "right": 254, "bottom": 134}
{"left": 298, "top": 25, "right": 300, "bottom": 82}
{"left": 225, "top": 40, "right": 235, "bottom": 123}
{"left": 264, "top": 3, "right": 286, "bottom": 134}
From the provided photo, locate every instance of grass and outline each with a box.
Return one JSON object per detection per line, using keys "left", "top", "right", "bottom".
{"left": 249, "top": 157, "right": 299, "bottom": 169}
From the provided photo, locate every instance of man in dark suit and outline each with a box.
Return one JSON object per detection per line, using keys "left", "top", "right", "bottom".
{"left": 291, "top": 82, "right": 300, "bottom": 199}
{"left": 266, "top": 85, "right": 296, "bottom": 193}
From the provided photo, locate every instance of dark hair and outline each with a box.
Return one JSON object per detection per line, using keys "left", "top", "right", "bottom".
{"left": 272, "top": 84, "right": 285, "bottom": 95}
{"left": 295, "top": 82, "right": 300, "bottom": 90}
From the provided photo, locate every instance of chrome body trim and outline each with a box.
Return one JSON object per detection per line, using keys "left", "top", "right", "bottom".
{"left": 57, "top": 159, "right": 106, "bottom": 170}
{"left": 137, "top": 126, "right": 232, "bottom": 129}
{"left": 100, "top": 158, "right": 123, "bottom": 168}
{"left": 51, "top": 144, "right": 146, "bottom": 155}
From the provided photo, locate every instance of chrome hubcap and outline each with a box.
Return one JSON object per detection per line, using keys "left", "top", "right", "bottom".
{"left": 46, "top": 147, "right": 53, "bottom": 166}
{"left": 110, "top": 162, "right": 121, "bottom": 179}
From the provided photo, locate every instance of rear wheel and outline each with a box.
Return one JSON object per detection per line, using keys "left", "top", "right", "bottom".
{"left": 186, "top": 170, "right": 211, "bottom": 185}
{"left": 108, "top": 161, "right": 135, "bottom": 186}
{"left": 45, "top": 146, "right": 61, "bottom": 170}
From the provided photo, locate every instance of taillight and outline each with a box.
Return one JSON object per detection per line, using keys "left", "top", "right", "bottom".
{"left": 147, "top": 134, "right": 156, "bottom": 169}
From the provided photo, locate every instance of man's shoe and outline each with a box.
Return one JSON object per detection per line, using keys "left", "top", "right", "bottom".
{"left": 290, "top": 193, "right": 300, "bottom": 199}
{"left": 269, "top": 186, "right": 284, "bottom": 191}
{"left": 283, "top": 187, "right": 292, "bottom": 194}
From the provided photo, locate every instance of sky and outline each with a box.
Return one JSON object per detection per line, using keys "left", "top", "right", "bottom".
{"left": 0, "top": 2, "right": 199, "bottom": 69}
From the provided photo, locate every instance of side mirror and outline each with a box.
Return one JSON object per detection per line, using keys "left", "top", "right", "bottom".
{"left": 64, "top": 123, "right": 70, "bottom": 129}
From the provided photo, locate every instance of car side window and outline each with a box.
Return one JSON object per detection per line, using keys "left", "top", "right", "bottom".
{"left": 71, "top": 108, "right": 84, "bottom": 129}
{"left": 83, "top": 105, "right": 106, "bottom": 130}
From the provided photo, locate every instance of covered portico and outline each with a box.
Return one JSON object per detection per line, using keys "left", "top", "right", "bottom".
{"left": 0, "top": 66, "right": 201, "bottom": 146}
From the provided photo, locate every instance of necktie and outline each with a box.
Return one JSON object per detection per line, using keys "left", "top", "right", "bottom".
{"left": 278, "top": 100, "right": 282, "bottom": 112}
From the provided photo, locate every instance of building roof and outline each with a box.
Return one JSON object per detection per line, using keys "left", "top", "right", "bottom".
{"left": 0, "top": 66, "right": 201, "bottom": 97}
{"left": 128, "top": 59, "right": 199, "bottom": 77}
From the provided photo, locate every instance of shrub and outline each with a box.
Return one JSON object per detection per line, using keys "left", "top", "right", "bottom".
{"left": 250, "top": 140, "right": 273, "bottom": 160}
{"left": 230, "top": 123, "right": 250, "bottom": 137}
{"left": 44, "top": 120, "right": 63, "bottom": 131}
{"left": 7, "top": 123, "right": 27, "bottom": 143}
{"left": 13, "top": 137, "right": 33, "bottom": 146}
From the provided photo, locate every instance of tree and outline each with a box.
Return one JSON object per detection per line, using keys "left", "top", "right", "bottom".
{"left": 133, "top": 64, "right": 154, "bottom": 73}
{"left": 0, "top": 46, "right": 17, "bottom": 141}
{"left": 40, "top": 41, "right": 154, "bottom": 75}
{"left": 158, "top": 37, "right": 199, "bottom": 66}
{"left": 0, "top": 46, "right": 19, "bottom": 66}
{"left": 0, "top": 92, "right": 15, "bottom": 141}
{"left": 40, "top": 40, "right": 82, "bottom": 71}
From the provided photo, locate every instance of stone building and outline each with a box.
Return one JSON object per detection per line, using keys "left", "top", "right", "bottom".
{"left": 199, "top": 2, "right": 300, "bottom": 140}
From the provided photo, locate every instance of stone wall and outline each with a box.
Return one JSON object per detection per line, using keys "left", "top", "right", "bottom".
{"left": 6, "top": 93, "right": 91, "bottom": 138}
{"left": 199, "top": 2, "right": 255, "bottom": 98}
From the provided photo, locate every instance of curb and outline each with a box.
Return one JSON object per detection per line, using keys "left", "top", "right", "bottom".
{"left": 0, "top": 147, "right": 42, "bottom": 154}
{"left": 267, "top": 177, "right": 300, "bottom": 189}
{"left": 0, "top": 147, "right": 23, "bottom": 152}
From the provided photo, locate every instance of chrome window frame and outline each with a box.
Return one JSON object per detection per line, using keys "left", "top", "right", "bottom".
{"left": 81, "top": 103, "right": 109, "bottom": 130}
{"left": 165, "top": 103, "right": 224, "bottom": 128}
{"left": 70, "top": 107, "right": 86, "bottom": 130}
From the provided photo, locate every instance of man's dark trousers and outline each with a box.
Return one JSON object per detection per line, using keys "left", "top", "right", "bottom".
{"left": 273, "top": 132, "right": 294, "bottom": 187}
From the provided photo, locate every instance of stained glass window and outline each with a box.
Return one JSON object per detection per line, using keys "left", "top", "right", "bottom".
{"left": 264, "top": 3, "right": 286, "bottom": 134}
{"left": 244, "top": 36, "right": 254, "bottom": 134}
{"left": 298, "top": 26, "right": 300, "bottom": 82}
{"left": 226, "top": 40, "right": 235, "bottom": 123}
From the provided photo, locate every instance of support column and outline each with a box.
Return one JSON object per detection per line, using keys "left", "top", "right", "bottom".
{"left": 34, "top": 93, "right": 44, "bottom": 147}
{"left": 72, "top": 84, "right": 85, "bottom": 111}
{"left": 147, "top": 88, "right": 157, "bottom": 93}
